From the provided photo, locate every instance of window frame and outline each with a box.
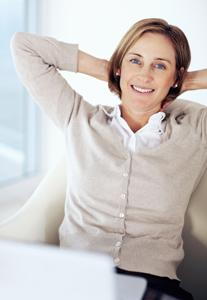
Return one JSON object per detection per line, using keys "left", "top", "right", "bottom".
{"left": 0, "top": 0, "right": 43, "bottom": 188}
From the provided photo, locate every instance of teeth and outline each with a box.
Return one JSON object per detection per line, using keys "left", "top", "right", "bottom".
{"left": 132, "top": 85, "right": 154, "bottom": 93}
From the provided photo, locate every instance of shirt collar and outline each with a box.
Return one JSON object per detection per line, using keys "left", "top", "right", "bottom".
{"left": 100, "top": 104, "right": 166, "bottom": 134}
{"left": 145, "top": 111, "right": 166, "bottom": 134}
{"left": 100, "top": 105, "right": 117, "bottom": 118}
{"left": 147, "top": 110, "right": 166, "bottom": 126}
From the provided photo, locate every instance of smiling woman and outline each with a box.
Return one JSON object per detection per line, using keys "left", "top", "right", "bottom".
{"left": 118, "top": 33, "right": 178, "bottom": 131}
{"left": 108, "top": 18, "right": 191, "bottom": 131}
{"left": 10, "top": 17, "right": 207, "bottom": 300}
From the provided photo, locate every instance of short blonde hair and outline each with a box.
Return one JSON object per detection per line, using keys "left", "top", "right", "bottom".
{"left": 108, "top": 18, "right": 191, "bottom": 105}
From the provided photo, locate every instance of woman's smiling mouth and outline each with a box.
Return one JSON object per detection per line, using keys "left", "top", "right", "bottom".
{"left": 131, "top": 85, "right": 155, "bottom": 94}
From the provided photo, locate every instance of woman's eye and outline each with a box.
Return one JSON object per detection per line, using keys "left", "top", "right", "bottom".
{"left": 130, "top": 58, "right": 141, "bottom": 65}
{"left": 154, "top": 63, "right": 166, "bottom": 70}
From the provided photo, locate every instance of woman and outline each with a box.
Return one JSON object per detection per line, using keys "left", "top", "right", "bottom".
{"left": 11, "top": 18, "right": 207, "bottom": 299}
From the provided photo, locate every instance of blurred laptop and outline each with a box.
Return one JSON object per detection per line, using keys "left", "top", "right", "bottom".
{"left": 0, "top": 240, "right": 147, "bottom": 300}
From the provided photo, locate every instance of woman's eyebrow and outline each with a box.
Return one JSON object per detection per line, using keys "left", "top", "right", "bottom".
{"left": 128, "top": 52, "right": 143, "bottom": 58}
{"left": 128, "top": 52, "right": 172, "bottom": 64}
{"left": 155, "top": 57, "right": 172, "bottom": 64}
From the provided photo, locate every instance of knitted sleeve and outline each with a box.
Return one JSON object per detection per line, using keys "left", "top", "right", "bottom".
{"left": 10, "top": 32, "right": 83, "bottom": 129}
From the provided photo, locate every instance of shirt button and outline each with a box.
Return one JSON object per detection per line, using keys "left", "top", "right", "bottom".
{"left": 123, "top": 172, "right": 128, "bottom": 177}
{"left": 119, "top": 212, "right": 125, "bottom": 218}
{"left": 120, "top": 193, "right": 126, "bottom": 200}
{"left": 115, "top": 241, "right": 122, "bottom": 247}
{"left": 114, "top": 257, "right": 120, "bottom": 264}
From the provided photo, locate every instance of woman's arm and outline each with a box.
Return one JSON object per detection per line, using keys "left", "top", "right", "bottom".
{"left": 181, "top": 69, "right": 207, "bottom": 93}
{"left": 11, "top": 32, "right": 110, "bottom": 129}
{"left": 78, "top": 50, "right": 109, "bottom": 82}
{"left": 11, "top": 32, "right": 111, "bottom": 128}
{"left": 11, "top": 32, "right": 81, "bottom": 128}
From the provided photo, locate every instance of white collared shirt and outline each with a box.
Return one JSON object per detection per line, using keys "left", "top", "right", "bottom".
{"left": 109, "top": 105, "right": 166, "bottom": 152}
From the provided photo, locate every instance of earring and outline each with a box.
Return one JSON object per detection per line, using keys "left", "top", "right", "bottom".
{"left": 115, "top": 72, "right": 120, "bottom": 82}
{"left": 174, "top": 83, "right": 178, "bottom": 88}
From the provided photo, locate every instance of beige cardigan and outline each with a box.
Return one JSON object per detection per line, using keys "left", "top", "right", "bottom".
{"left": 11, "top": 32, "right": 207, "bottom": 280}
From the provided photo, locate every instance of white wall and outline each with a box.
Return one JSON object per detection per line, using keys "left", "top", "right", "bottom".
{"left": 38, "top": 0, "right": 207, "bottom": 169}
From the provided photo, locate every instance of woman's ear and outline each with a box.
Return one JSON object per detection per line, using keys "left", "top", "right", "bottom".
{"left": 173, "top": 67, "right": 185, "bottom": 88}
{"left": 179, "top": 67, "right": 185, "bottom": 80}
{"left": 116, "top": 68, "right": 121, "bottom": 76}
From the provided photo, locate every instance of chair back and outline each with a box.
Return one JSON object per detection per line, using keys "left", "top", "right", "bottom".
{"left": 0, "top": 156, "right": 66, "bottom": 244}
{"left": 177, "top": 167, "right": 207, "bottom": 300}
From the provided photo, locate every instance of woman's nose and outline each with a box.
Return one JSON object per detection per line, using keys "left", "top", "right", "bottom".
{"left": 137, "top": 67, "right": 153, "bottom": 83}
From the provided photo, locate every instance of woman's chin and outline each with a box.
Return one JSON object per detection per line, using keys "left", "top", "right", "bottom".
{"left": 121, "top": 96, "right": 162, "bottom": 114}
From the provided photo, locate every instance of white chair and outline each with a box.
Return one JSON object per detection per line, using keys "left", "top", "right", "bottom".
{"left": 0, "top": 155, "right": 206, "bottom": 300}
{"left": 0, "top": 155, "right": 66, "bottom": 245}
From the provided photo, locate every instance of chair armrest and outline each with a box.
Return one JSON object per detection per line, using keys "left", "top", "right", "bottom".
{"left": 178, "top": 167, "right": 207, "bottom": 300}
{"left": 0, "top": 155, "right": 66, "bottom": 245}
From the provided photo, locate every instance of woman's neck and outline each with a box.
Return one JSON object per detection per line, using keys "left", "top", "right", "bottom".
{"left": 120, "top": 105, "right": 161, "bottom": 133}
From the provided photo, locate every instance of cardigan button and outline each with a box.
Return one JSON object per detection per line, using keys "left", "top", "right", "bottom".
{"left": 115, "top": 241, "right": 122, "bottom": 247}
{"left": 120, "top": 193, "right": 126, "bottom": 200}
{"left": 119, "top": 212, "right": 125, "bottom": 218}
{"left": 114, "top": 257, "right": 120, "bottom": 264}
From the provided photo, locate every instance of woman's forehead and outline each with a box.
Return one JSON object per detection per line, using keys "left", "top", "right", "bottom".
{"left": 127, "top": 32, "right": 176, "bottom": 61}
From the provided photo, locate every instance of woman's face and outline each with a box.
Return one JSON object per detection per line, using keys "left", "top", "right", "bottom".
{"left": 118, "top": 32, "right": 177, "bottom": 114}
